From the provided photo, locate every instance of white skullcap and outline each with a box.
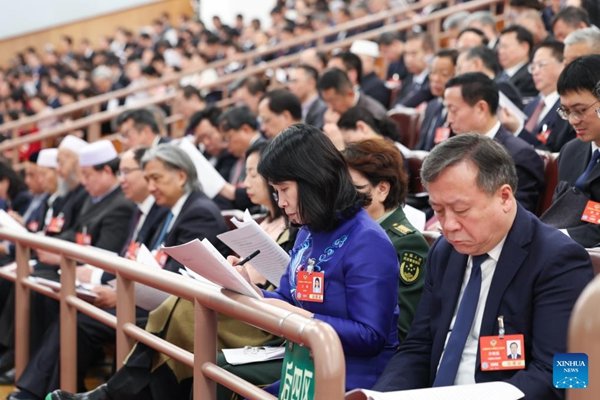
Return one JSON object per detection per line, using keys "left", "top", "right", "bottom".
{"left": 37, "top": 148, "right": 58, "bottom": 168}
{"left": 350, "top": 40, "right": 380, "bottom": 58}
{"left": 78, "top": 140, "right": 118, "bottom": 167}
{"left": 59, "top": 135, "right": 88, "bottom": 152}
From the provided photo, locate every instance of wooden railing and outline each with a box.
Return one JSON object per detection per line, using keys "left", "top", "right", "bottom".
{"left": 0, "top": 227, "right": 346, "bottom": 399}
{"left": 0, "top": 0, "right": 505, "bottom": 163}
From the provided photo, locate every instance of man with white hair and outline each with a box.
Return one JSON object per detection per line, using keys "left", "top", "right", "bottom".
{"left": 563, "top": 26, "right": 600, "bottom": 64}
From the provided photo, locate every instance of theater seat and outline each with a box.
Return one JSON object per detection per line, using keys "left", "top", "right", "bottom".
{"left": 535, "top": 151, "right": 559, "bottom": 217}
{"left": 388, "top": 108, "right": 422, "bottom": 150}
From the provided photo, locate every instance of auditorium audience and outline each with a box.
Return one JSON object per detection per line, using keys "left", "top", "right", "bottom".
{"left": 3, "top": 1, "right": 600, "bottom": 398}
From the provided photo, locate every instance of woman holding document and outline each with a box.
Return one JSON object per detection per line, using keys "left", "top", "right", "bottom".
{"left": 232, "top": 124, "right": 400, "bottom": 393}
{"left": 46, "top": 142, "right": 296, "bottom": 400}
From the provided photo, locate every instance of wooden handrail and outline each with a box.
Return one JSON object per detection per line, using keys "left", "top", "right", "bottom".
{"left": 0, "top": 227, "right": 346, "bottom": 399}
{"left": 0, "top": 0, "right": 504, "bottom": 158}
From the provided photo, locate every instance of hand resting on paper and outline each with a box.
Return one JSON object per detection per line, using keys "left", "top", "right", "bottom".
{"left": 92, "top": 285, "right": 117, "bottom": 308}
{"left": 227, "top": 255, "right": 264, "bottom": 297}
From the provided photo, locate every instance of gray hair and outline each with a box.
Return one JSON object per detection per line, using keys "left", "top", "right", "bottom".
{"left": 564, "top": 26, "right": 600, "bottom": 53}
{"left": 91, "top": 65, "right": 113, "bottom": 81}
{"left": 420, "top": 134, "right": 517, "bottom": 195}
{"left": 141, "top": 144, "right": 201, "bottom": 192}
{"left": 466, "top": 11, "right": 497, "bottom": 31}
{"left": 443, "top": 11, "right": 470, "bottom": 32}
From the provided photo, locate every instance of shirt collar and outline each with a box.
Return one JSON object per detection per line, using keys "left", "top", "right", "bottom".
{"left": 504, "top": 62, "right": 526, "bottom": 78}
{"left": 483, "top": 121, "right": 502, "bottom": 139}
{"left": 170, "top": 191, "right": 190, "bottom": 223}
{"left": 137, "top": 195, "right": 155, "bottom": 216}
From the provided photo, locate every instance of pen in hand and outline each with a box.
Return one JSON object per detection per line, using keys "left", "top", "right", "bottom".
{"left": 237, "top": 249, "right": 261, "bottom": 266}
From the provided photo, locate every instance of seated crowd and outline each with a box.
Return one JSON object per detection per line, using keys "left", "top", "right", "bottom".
{"left": 0, "top": 1, "right": 599, "bottom": 399}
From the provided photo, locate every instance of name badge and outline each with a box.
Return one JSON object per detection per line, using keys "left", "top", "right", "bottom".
{"left": 536, "top": 129, "right": 550, "bottom": 145}
{"left": 581, "top": 200, "right": 600, "bottom": 224}
{"left": 296, "top": 271, "right": 324, "bottom": 303}
{"left": 480, "top": 334, "right": 526, "bottom": 371}
{"left": 153, "top": 249, "right": 168, "bottom": 267}
{"left": 47, "top": 216, "right": 65, "bottom": 233}
{"left": 27, "top": 220, "right": 39, "bottom": 232}
{"left": 75, "top": 232, "right": 92, "bottom": 246}
{"left": 434, "top": 127, "right": 451, "bottom": 144}
{"left": 125, "top": 241, "right": 140, "bottom": 260}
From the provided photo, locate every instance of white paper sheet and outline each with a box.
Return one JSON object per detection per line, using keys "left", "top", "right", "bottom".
{"left": 28, "top": 276, "right": 99, "bottom": 302}
{"left": 162, "top": 238, "right": 262, "bottom": 299}
{"left": 132, "top": 244, "right": 171, "bottom": 311}
{"left": 222, "top": 346, "right": 286, "bottom": 365}
{"left": 344, "top": 381, "right": 524, "bottom": 400}
{"left": 0, "top": 209, "right": 27, "bottom": 232}
{"left": 499, "top": 91, "right": 527, "bottom": 123}
{"left": 177, "top": 137, "right": 226, "bottom": 199}
{"left": 217, "top": 211, "right": 290, "bottom": 286}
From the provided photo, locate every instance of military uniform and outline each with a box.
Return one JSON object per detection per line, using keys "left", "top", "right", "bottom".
{"left": 380, "top": 207, "right": 429, "bottom": 342}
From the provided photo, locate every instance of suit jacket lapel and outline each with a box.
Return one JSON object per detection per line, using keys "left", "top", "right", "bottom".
{"left": 480, "top": 205, "right": 531, "bottom": 336}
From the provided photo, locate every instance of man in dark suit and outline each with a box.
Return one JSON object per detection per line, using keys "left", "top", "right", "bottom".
{"left": 542, "top": 55, "right": 600, "bottom": 248}
{"left": 416, "top": 49, "right": 458, "bottom": 151}
{"left": 374, "top": 134, "right": 593, "bottom": 400}
{"left": 287, "top": 64, "right": 327, "bottom": 130}
{"left": 142, "top": 144, "right": 230, "bottom": 270}
{"left": 503, "top": 41, "right": 575, "bottom": 152}
{"left": 392, "top": 32, "right": 434, "bottom": 108}
{"left": 444, "top": 73, "right": 544, "bottom": 212}
{"left": 257, "top": 89, "right": 302, "bottom": 139}
{"left": 497, "top": 26, "right": 539, "bottom": 101}
{"left": 318, "top": 68, "right": 387, "bottom": 122}
{"left": 457, "top": 46, "right": 524, "bottom": 111}
{"left": 508, "top": 342, "right": 522, "bottom": 359}
{"left": 116, "top": 108, "right": 170, "bottom": 150}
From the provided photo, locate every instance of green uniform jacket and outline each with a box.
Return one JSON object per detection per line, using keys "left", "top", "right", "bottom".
{"left": 380, "top": 207, "right": 430, "bottom": 342}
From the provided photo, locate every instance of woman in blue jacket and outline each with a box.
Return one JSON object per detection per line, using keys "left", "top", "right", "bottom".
{"left": 238, "top": 123, "right": 400, "bottom": 392}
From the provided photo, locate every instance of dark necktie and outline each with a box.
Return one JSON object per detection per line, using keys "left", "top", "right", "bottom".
{"left": 575, "top": 150, "right": 600, "bottom": 191}
{"left": 524, "top": 98, "right": 545, "bottom": 133}
{"left": 151, "top": 211, "right": 173, "bottom": 250}
{"left": 433, "top": 253, "right": 489, "bottom": 387}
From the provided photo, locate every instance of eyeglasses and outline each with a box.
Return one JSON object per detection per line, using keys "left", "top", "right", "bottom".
{"left": 527, "top": 60, "right": 559, "bottom": 74}
{"left": 557, "top": 101, "right": 600, "bottom": 121}
{"left": 117, "top": 168, "right": 141, "bottom": 177}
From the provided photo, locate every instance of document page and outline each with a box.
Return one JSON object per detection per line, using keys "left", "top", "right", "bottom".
{"left": 344, "top": 382, "right": 524, "bottom": 400}
{"left": 177, "top": 137, "right": 226, "bottom": 199}
{"left": 162, "top": 238, "right": 262, "bottom": 299}
{"left": 132, "top": 244, "right": 171, "bottom": 311}
{"left": 217, "top": 211, "right": 290, "bottom": 286}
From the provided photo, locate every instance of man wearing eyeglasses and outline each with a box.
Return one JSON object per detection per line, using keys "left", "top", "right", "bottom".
{"left": 542, "top": 54, "right": 600, "bottom": 248}
{"left": 506, "top": 40, "right": 575, "bottom": 152}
